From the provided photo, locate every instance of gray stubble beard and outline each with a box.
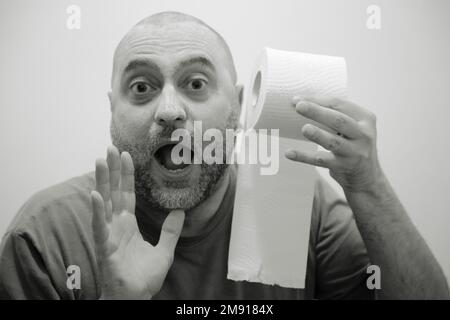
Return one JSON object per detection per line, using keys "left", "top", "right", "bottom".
{"left": 110, "top": 108, "right": 238, "bottom": 212}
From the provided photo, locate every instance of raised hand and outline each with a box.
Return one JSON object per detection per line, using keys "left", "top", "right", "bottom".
{"left": 285, "top": 97, "right": 450, "bottom": 299}
{"left": 90, "top": 146, "right": 185, "bottom": 299}
{"left": 286, "top": 96, "right": 382, "bottom": 192}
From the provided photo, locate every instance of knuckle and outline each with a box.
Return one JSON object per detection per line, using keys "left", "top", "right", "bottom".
{"left": 330, "top": 97, "right": 343, "bottom": 108}
{"left": 327, "top": 138, "right": 341, "bottom": 151}
{"left": 367, "top": 111, "right": 377, "bottom": 123}
{"left": 315, "top": 156, "right": 325, "bottom": 166}
{"left": 333, "top": 116, "right": 346, "bottom": 130}
{"left": 361, "top": 127, "right": 374, "bottom": 142}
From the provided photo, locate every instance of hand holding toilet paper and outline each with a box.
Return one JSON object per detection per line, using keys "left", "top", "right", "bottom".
{"left": 227, "top": 48, "right": 348, "bottom": 288}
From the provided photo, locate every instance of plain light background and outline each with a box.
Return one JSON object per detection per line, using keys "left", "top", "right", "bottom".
{"left": 1, "top": 0, "right": 449, "bottom": 283}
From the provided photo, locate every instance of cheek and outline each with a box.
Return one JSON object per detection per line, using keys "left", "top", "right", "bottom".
{"left": 190, "top": 97, "right": 233, "bottom": 130}
{"left": 113, "top": 103, "right": 154, "bottom": 139}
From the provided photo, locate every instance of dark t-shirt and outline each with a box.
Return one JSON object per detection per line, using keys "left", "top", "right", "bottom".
{"left": 0, "top": 167, "right": 373, "bottom": 299}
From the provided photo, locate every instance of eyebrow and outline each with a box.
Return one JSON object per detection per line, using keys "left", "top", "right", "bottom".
{"left": 123, "top": 59, "right": 160, "bottom": 74}
{"left": 176, "top": 56, "right": 216, "bottom": 72}
{"left": 122, "top": 56, "right": 216, "bottom": 75}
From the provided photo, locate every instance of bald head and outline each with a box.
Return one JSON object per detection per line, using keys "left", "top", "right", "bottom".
{"left": 111, "top": 11, "right": 237, "bottom": 86}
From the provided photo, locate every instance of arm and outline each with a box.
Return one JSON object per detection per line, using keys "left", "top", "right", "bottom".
{"left": 345, "top": 171, "right": 449, "bottom": 299}
{"left": 311, "top": 178, "right": 374, "bottom": 300}
{"left": 286, "top": 96, "right": 449, "bottom": 299}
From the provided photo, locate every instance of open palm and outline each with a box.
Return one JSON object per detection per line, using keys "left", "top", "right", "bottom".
{"left": 91, "top": 146, "right": 185, "bottom": 300}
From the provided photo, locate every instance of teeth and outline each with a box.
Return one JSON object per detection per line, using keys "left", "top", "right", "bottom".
{"left": 163, "top": 165, "right": 190, "bottom": 173}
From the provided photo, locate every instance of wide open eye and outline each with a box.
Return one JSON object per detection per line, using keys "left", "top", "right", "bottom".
{"left": 186, "top": 78, "right": 208, "bottom": 92}
{"left": 130, "top": 81, "right": 154, "bottom": 95}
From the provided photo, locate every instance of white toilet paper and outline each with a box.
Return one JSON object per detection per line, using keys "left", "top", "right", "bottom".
{"left": 228, "top": 47, "right": 348, "bottom": 289}
{"left": 245, "top": 47, "right": 347, "bottom": 139}
{"left": 228, "top": 134, "right": 317, "bottom": 288}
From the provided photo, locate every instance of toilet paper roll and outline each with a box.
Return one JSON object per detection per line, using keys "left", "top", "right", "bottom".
{"left": 245, "top": 47, "right": 348, "bottom": 139}
{"left": 228, "top": 47, "right": 348, "bottom": 289}
{"left": 228, "top": 133, "right": 317, "bottom": 288}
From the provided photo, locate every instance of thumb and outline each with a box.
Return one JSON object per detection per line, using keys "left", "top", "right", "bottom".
{"left": 157, "top": 210, "right": 185, "bottom": 254}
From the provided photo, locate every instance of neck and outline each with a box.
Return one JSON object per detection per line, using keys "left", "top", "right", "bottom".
{"left": 181, "top": 167, "right": 231, "bottom": 237}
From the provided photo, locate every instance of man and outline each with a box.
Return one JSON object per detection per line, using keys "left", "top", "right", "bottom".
{"left": 0, "top": 11, "right": 448, "bottom": 300}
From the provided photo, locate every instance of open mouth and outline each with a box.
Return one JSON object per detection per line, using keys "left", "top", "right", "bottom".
{"left": 154, "top": 142, "right": 194, "bottom": 172}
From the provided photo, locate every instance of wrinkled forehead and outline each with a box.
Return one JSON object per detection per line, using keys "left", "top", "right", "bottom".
{"left": 112, "top": 22, "right": 229, "bottom": 82}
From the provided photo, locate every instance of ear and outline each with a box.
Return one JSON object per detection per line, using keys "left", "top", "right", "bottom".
{"left": 107, "top": 91, "right": 113, "bottom": 112}
{"left": 236, "top": 84, "right": 244, "bottom": 108}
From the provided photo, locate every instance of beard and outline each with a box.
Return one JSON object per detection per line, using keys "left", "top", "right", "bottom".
{"left": 110, "top": 108, "right": 239, "bottom": 212}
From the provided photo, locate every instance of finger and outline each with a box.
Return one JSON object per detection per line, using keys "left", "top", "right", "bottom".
{"left": 297, "top": 96, "right": 368, "bottom": 121}
{"left": 120, "top": 152, "right": 135, "bottom": 214}
{"left": 158, "top": 210, "right": 185, "bottom": 254}
{"left": 91, "top": 190, "right": 109, "bottom": 257}
{"left": 107, "top": 146, "right": 121, "bottom": 216}
{"left": 302, "top": 124, "right": 354, "bottom": 156}
{"left": 95, "top": 158, "right": 112, "bottom": 221}
{"left": 295, "top": 101, "right": 362, "bottom": 139}
{"left": 285, "top": 148, "right": 335, "bottom": 168}
{"left": 95, "top": 159, "right": 110, "bottom": 199}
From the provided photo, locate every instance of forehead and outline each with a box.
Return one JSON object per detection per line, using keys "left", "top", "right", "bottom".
{"left": 115, "top": 22, "right": 226, "bottom": 75}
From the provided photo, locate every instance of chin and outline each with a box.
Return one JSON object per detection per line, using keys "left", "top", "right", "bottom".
{"left": 150, "top": 159, "right": 202, "bottom": 187}
{"left": 147, "top": 161, "right": 204, "bottom": 210}
{"left": 151, "top": 185, "right": 205, "bottom": 211}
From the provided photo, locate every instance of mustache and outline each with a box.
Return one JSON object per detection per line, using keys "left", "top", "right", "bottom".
{"left": 141, "top": 125, "right": 196, "bottom": 160}
{"left": 155, "top": 125, "right": 186, "bottom": 141}
{"left": 111, "top": 116, "right": 236, "bottom": 167}
{"left": 151, "top": 125, "right": 196, "bottom": 150}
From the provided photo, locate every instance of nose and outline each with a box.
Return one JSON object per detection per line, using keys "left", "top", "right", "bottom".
{"left": 154, "top": 87, "right": 187, "bottom": 128}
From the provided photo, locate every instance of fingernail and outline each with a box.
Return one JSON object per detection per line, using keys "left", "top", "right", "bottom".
{"left": 171, "top": 210, "right": 186, "bottom": 222}
{"left": 108, "top": 145, "right": 119, "bottom": 154}
{"left": 295, "top": 101, "right": 309, "bottom": 112}
{"left": 302, "top": 125, "right": 313, "bottom": 136}
{"left": 285, "top": 149, "right": 296, "bottom": 158}
{"left": 292, "top": 95, "right": 303, "bottom": 105}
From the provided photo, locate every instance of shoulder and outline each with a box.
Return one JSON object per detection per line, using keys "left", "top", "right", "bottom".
{"left": 5, "top": 172, "right": 95, "bottom": 238}
{"left": 0, "top": 172, "right": 99, "bottom": 299}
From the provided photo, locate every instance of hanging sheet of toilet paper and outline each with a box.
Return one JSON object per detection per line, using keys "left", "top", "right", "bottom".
{"left": 227, "top": 47, "right": 348, "bottom": 288}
